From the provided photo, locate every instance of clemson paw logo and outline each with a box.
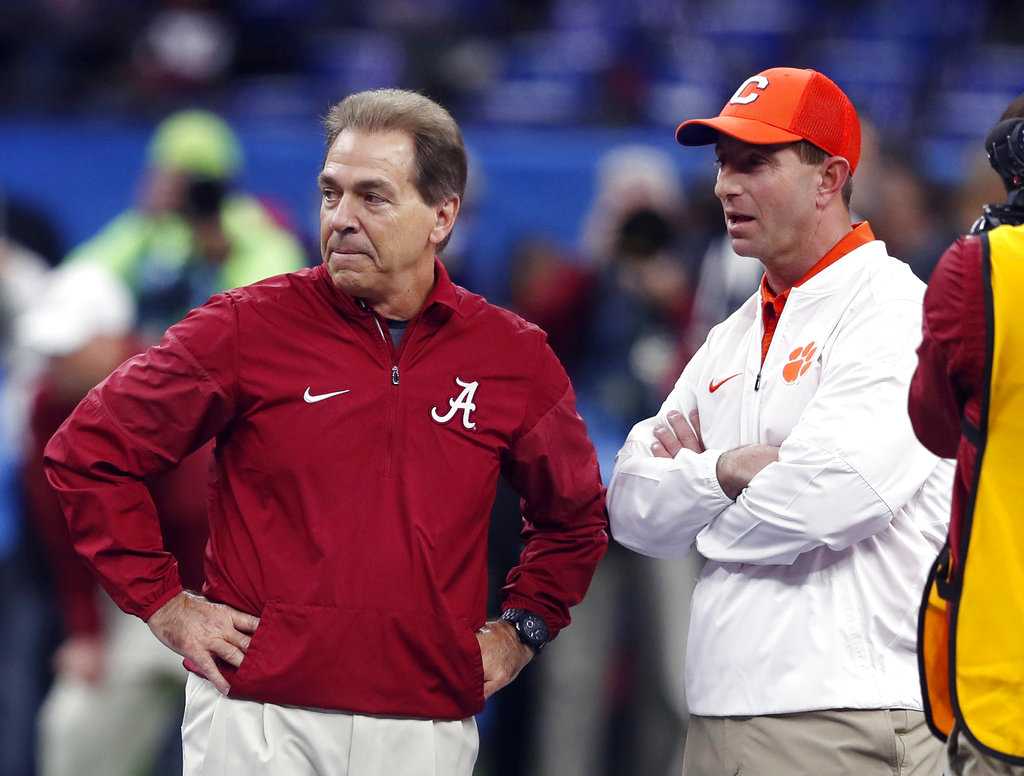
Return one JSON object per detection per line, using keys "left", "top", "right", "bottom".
{"left": 782, "top": 342, "right": 816, "bottom": 384}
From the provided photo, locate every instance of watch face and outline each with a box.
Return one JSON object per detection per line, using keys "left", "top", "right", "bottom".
{"left": 503, "top": 608, "right": 549, "bottom": 649}
{"left": 521, "top": 614, "right": 548, "bottom": 643}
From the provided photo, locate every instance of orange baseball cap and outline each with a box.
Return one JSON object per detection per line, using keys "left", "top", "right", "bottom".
{"left": 676, "top": 67, "right": 861, "bottom": 173}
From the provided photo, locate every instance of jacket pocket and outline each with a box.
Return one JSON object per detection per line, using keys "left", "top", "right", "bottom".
{"left": 230, "top": 601, "right": 485, "bottom": 719}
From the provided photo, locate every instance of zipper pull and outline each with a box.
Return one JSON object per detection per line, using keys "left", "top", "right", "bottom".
{"left": 392, "top": 365, "right": 400, "bottom": 385}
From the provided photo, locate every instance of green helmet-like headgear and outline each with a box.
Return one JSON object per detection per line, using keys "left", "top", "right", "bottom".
{"left": 147, "top": 109, "right": 243, "bottom": 180}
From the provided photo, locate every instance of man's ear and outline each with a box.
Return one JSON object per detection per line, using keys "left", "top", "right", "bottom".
{"left": 430, "top": 196, "right": 461, "bottom": 246}
{"left": 817, "top": 157, "right": 851, "bottom": 205}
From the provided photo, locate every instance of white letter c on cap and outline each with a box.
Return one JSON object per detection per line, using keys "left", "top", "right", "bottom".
{"left": 730, "top": 75, "right": 769, "bottom": 105}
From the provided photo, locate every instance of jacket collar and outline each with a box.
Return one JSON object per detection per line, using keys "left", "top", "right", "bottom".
{"left": 316, "top": 258, "right": 464, "bottom": 321}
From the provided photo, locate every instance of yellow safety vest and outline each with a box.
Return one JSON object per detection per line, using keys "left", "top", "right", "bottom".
{"left": 920, "top": 222, "right": 1024, "bottom": 763}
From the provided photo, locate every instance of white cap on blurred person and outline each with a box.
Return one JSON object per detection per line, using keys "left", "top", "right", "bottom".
{"left": 16, "top": 262, "right": 136, "bottom": 357}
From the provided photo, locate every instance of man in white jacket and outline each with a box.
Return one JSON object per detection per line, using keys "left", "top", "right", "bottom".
{"left": 607, "top": 67, "right": 952, "bottom": 776}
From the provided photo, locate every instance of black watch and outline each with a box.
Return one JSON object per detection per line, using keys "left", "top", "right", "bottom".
{"left": 500, "top": 608, "right": 550, "bottom": 654}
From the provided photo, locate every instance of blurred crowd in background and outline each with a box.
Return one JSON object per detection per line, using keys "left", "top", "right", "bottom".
{"left": 1, "top": 2, "right": 1023, "bottom": 775}
{"left": 0, "top": 0, "right": 1022, "bottom": 141}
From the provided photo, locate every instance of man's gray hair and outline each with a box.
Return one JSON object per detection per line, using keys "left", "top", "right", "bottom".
{"left": 322, "top": 89, "right": 467, "bottom": 208}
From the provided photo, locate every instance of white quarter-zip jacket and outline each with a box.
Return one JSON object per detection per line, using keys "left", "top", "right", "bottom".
{"left": 608, "top": 237, "right": 953, "bottom": 716}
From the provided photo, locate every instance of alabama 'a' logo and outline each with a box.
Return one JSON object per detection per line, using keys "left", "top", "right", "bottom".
{"left": 431, "top": 377, "right": 479, "bottom": 430}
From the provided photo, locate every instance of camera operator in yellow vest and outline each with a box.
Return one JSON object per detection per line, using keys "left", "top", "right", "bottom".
{"left": 909, "top": 91, "right": 1024, "bottom": 776}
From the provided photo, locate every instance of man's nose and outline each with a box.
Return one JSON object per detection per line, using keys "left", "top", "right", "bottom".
{"left": 714, "top": 167, "right": 738, "bottom": 200}
{"left": 329, "top": 195, "right": 358, "bottom": 232}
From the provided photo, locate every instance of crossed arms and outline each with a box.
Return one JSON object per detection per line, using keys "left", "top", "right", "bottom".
{"left": 608, "top": 301, "right": 941, "bottom": 565}
{"left": 650, "top": 408, "right": 779, "bottom": 501}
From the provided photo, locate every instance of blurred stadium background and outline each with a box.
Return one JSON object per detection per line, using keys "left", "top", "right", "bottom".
{"left": 1, "top": 3, "right": 1022, "bottom": 775}
{"left": 2, "top": 0, "right": 1023, "bottom": 300}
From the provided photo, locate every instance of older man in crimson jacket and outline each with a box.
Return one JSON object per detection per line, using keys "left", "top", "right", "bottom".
{"left": 44, "top": 89, "right": 608, "bottom": 775}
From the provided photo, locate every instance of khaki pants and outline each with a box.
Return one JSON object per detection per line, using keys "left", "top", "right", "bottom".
{"left": 182, "top": 673, "right": 479, "bottom": 776}
{"left": 681, "top": 708, "right": 944, "bottom": 776}
{"left": 948, "top": 724, "right": 1024, "bottom": 776}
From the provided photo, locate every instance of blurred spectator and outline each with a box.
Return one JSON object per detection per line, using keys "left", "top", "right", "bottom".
{"left": 0, "top": 205, "right": 51, "bottom": 375}
{"left": 579, "top": 206, "right": 692, "bottom": 428}
{"left": 523, "top": 145, "right": 700, "bottom": 776}
{"left": 579, "top": 144, "right": 687, "bottom": 271}
{"left": 0, "top": 369, "right": 54, "bottom": 776}
{"left": 130, "top": 1, "right": 235, "bottom": 97}
{"left": 16, "top": 262, "right": 211, "bottom": 776}
{"left": 0, "top": 193, "right": 64, "bottom": 269}
{"left": 508, "top": 236, "right": 595, "bottom": 374}
{"left": 64, "top": 108, "right": 308, "bottom": 342}
{"left": 573, "top": 145, "right": 700, "bottom": 443}
{"left": 0, "top": 206, "right": 55, "bottom": 776}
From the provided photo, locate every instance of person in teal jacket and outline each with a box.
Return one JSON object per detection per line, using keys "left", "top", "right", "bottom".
{"left": 66, "top": 109, "right": 308, "bottom": 341}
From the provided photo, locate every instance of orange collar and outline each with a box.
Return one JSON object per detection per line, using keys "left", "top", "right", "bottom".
{"left": 759, "top": 221, "right": 875, "bottom": 308}
{"left": 758, "top": 221, "right": 874, "bottom": 365}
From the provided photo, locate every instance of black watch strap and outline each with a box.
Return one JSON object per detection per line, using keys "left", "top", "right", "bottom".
{"left": 500, "top": 608, "right": 550, "bottom": 653}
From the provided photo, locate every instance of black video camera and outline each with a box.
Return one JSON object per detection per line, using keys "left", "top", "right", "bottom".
{"left": 970, "top": 118, "right": 1024, "bottom": 233}
{"left": 985, "top": 118, "right": 1024, "bottom": 190}
{"left": 182, "top": 177, "right": 227, "bottom": 219}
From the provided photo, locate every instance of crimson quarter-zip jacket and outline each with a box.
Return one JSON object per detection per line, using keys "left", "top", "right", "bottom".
{"left": 44, "top": 260, "right": 608, "bottom": 720}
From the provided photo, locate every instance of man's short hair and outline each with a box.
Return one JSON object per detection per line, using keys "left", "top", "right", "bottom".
{"left": 322, "top": 89, "right": 467, "bottom": 208}
{"left": 795, "top": 140, "right": 854, "bottom": 208}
